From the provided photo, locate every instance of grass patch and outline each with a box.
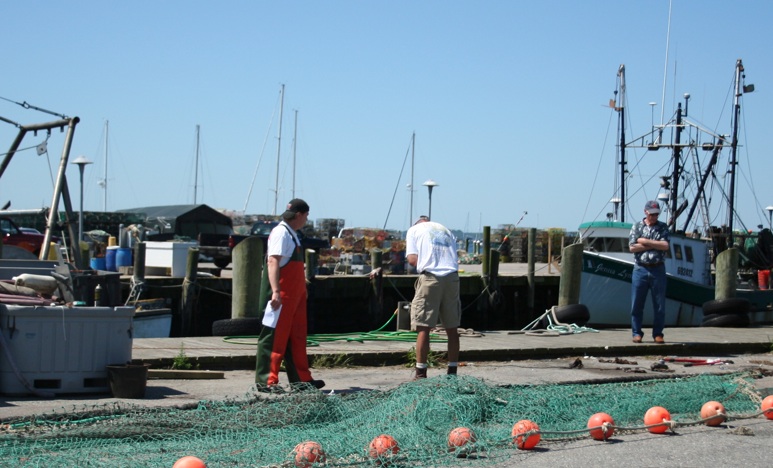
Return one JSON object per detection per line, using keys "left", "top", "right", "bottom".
{"left": 311, "top": 354, "right": 354, "bottom": 368}
{"left": 405, "top": 346, "right": 445, "bottom": 368}
{"left": 171, "top": 344, "right": 198, "bottom": 370}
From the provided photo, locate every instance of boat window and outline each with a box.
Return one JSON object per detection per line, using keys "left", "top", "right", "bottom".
{"left": 673, "top": 244, "right": 683, "bottom": 260}
{"left": 684, "top": 245, "right": 694, "bottom": 262}
{"left": 583, "top": 237, "right": 629, "bottom": 253}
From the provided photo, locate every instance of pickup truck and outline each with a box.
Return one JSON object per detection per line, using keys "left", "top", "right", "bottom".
{"left": 200, "top": 221, "right": 330, "bottom": 268}
{"left": 0, "top": 217, "right": 50, "bottom": 256}
{"left": 242, "top": 221, "right": 330, "bottom": 252}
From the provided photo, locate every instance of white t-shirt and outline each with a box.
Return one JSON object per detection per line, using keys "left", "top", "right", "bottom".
{"left": 267, "top": 221, "right": 301, "bottom": 267}
{"left": 405, "top": 221, "right": 458, "bottom": 276}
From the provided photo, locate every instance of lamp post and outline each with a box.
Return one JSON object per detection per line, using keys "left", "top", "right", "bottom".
{"left": 423, "top": 179, "right": 438, "bottom": 221}
{"left": 766, "top": 205, "right": 773, "bottom": 230}
{"left": 72, "top": 155, "right": 93, "bottom": 243}
{"left": 610, "top": 197, "right": 621, "bottom": 222}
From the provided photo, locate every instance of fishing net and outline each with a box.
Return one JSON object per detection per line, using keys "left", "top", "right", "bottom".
{"left": 0, "top": 372, "right": 764, "bottom": 467}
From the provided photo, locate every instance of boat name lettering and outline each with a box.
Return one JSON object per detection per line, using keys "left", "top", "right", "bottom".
{"left": 592, "top": 262, "right": 631, "bottom": 280}
{"left": 677, "top": 267, "right": 693, "bottom": 277}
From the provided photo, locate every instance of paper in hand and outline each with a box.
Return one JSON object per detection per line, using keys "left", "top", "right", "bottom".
{"left": 262, "top": 302, "right": 282, "bottom": 328}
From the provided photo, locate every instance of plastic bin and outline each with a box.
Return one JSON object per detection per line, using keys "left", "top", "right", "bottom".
{"left": 0, "top": 305, "right": 134, "bottom": 395}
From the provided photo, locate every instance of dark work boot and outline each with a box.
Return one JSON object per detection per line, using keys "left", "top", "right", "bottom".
{"left": 447, "top": 366, "right": 458, "bottom": 376}
{"left": 414, "top": 367, "right": 427, "bottom": 379}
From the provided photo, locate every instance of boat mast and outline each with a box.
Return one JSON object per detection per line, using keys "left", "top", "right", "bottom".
{"left": 669, "top": 101, "right": 683, "bottom": 231}
{"left": 616, "top": 65, "right": 626, "bottom": 223}
{"left": 410, "top": 131, "right": 415, "bottom": 226}
{"left": 727, "top": 59, "right": 744, "bottom": 246}
{"left": 103, "top": 120, "right": 108, "bottom": 210}
{"left": 193, "top": 124, "right": 200, "bottom": 204}
{"left": 292, "top": 108, "right": 297, "bottom": 199}
{"left": 273, "top": 84, "right": 285, "bottom": 216}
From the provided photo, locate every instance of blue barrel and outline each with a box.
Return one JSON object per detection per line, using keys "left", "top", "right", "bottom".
{"left": 90, "top": 256, "right": 107, "bottom": 271}
{"left": 116, "top": 247, "right": 133, "bottom": 270}
{"left": 106, "top": 246, "right": 119, "bottom": 272}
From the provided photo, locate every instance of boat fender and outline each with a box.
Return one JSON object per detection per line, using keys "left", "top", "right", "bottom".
{"left": 12, "top": 274, "right": 59, "bottom": 296}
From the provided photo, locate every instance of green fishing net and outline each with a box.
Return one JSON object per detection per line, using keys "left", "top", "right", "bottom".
{"left": 0, "top": 372, "right": 763, "bottom": 467}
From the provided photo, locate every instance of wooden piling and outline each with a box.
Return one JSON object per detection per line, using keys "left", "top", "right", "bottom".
{"left": 181, "top": 247, "right": 199, "bottom": 336}
{"left": 232, "top": 237, "right": 263, "bottom": 319}
{"left": 715, "top": 247, "right": 739, "bottom": 300}
{"left": 482, "top": 226, "right": 491, "bottom": 277}
{"left": 132, "top": 242, "right": 146, "bottom": 301}
{"left": 557, "top": 243, "right": 583, "bottom": 306}
{"left": 306, "top": 249, "right": 318, "bottom": 282}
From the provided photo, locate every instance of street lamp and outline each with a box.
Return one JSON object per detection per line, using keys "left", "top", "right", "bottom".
{"left": 71, "top": 155, "right": 92, "bottom": 243}
{"left": 422, "top": 179, "right": 438, "bottom": 221}
{"left": 766, "top": 205, "right": 773, "bottom": 230}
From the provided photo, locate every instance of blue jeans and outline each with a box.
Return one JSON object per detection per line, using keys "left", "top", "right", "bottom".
{"left": 630, "top": 264, "right": 666, "bottom": 338}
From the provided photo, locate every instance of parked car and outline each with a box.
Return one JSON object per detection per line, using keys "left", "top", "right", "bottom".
{"left": 1, "top": 217, "right": 49, "bottom": 256}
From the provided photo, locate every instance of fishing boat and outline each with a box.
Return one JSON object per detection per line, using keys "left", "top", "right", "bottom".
{"left": 578, "top": 60, "right": 773, "bottom": 327}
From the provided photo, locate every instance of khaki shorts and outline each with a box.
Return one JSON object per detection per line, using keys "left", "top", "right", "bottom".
{"left": 411, "top": 272, "right": 461, "bottom": 328}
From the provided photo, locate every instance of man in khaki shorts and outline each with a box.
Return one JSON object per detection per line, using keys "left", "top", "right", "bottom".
{"left": 405, "top": 215, "right": 461, "bottom": 378}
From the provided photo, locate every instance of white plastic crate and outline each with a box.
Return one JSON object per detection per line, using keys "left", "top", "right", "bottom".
{"left": 144, "top": 241, "right": 197, "bottom": 277}
{"left": 0, "top": 305, "right": 134, "bottom": 395}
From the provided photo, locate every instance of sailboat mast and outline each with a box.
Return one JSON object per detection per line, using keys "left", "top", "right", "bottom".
{"left": 194, "top": 124, "right": 200, "bottom": 204}
{"left": 410, "top": 131, "right": 415, "bottom": 226}
{"left": 292, "top": 109, "right": 297, "bottom": 199}
{"left": 727, "top": 59, "right": 744, "bottom": 246}
{"left": 103, "top": 120, "right": 108, "bottom": 211}
{"left": 273, "top": 84, "right": 285, "bottom": 216}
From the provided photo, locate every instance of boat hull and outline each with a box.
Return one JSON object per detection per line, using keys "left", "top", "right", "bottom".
{"left": 580, "top": 252, "right": 773, "bottom": 327}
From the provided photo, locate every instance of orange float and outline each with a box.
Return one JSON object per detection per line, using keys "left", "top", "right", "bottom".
{"left": 173, "top": 456, "right": 206, "bottom": 468}
{"left": 368, "top": 434, "right": 399, "bottom": 459}
{"left": 587, "top": 412, "right": 615, "bottom": 440}
{"left": 511, "top": 419, "right": 541, "bottom": 450}
{"left": 762, "top": 395, "right": 773, "bottom": 420}
{"left": 644, "top": 406, "right": 672, "bottom": 434}
{"left": 448, "top": 426, "right": 476, "bottom": 454}
{"left": 700, "top": 401, "right": 727, "bottom": 426}
{"left": 293, "top": 441, "right": 326, "bottom": 468}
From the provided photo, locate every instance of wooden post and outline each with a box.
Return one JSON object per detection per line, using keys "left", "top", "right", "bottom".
{"left": 527, "top": 228, "right": 536, "bottom": 312}
{"left": 232, "top": 237, "right": 263, "bottom": 319}
{"left": 558, "top": 243, "right": 583, "bottom": 306}
{"left": 132, "top": 242, "right": 146, "bottom": 302}
{"left": 548, "top": 233, "right": 552, "bottom": 273}
{"left": 181, "top": 247, "right": 199, "bottom": 336}
{"left": 306, "top": 249, "right": 317, "bottom": 282}
{"left": 370, "top": 249, "right": 382, "bottom": 274}
{"left": 482, "top": 226, "right": 491, "bottom": 278}
{"left": 715, "top": 247, "right": 738, "bottom": 300}
{"left": 489, "top": 248, "right": 500, "bottom": 280}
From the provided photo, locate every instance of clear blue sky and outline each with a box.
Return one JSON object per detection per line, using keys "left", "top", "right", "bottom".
{"left": 2, "top": 1, "right": 772, "bottom": 234}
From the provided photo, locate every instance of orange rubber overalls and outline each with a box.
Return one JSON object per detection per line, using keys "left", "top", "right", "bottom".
{"left": 255, "top": 227, "right": 312, "bottom": 386}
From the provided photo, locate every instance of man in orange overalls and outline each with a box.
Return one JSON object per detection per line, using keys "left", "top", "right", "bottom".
{"left": 255, "top": 199, "right": 324, "bottom": 391}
